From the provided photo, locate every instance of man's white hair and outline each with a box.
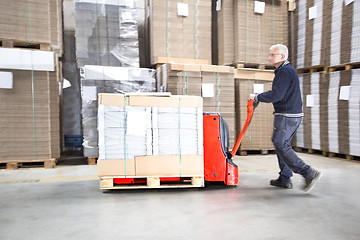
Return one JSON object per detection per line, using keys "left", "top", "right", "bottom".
{"left": 270, "top": 44, "right": 288, "bottom": 60}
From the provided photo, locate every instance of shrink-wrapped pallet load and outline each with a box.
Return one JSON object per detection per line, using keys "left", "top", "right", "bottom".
{"left": 80, "top": 65, "right": 155, "bottom": 158}
{"left": 74, "top": 0, "right": 140, "bottom": 68}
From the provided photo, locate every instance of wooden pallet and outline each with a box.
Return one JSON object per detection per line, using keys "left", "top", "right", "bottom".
{"left": 87, "top": 157, "right": 97, "bottom": 165}
{"left": 0, "top": 39, "right": 52, "bottom": 51}
{"left": 99, "top": 176, "right": 205, "bottom": 190}
{"left": 293, "top": 147, "right": 360, "bottom": 161}
{"left": 297, "top": 63, "right": 360, "bottom": 74}
{"left": 297, "top": 65, "right": 328, "bottom": 74}
{"left": 0, "top": 158, "right": 57, "bottom": 170}
{"left": 235, "top": 62, "right": 275, "bottom": 70}
{"left": 328, "top": 62, "right": 360, "bottom": 72}
{"left": 154, "top": 56, "right": 209, "bottom": 68}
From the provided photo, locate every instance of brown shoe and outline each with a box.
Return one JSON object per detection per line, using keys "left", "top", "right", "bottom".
{"left": 270, "top": 179, "right": 293, "bottom": 189}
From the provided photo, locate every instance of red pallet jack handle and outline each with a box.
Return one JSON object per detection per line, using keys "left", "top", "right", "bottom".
{"left": 230, "top": 99, "right": 256, "bottom": 158}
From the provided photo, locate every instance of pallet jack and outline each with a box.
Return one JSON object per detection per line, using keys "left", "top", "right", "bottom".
{"left": 110, "top": 98, "right": 257, "bottom": 187}
{"left": 203, "top": 98, "right": 257, "bottom": 186}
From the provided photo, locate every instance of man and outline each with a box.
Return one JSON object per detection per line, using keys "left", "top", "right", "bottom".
{"left": 251, "top": 44, "right": 322, "bottom": 192}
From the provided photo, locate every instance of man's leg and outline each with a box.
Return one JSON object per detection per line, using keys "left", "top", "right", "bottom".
{"left": 272, "top": 116, "right": 313, "bottom": 178}
{"left": 275, "top": 148, "right": 293, "bottom": 184}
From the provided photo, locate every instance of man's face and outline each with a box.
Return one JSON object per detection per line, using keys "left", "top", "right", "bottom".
{"left": 268, "top": 49, "right": 284, "bottom": 66}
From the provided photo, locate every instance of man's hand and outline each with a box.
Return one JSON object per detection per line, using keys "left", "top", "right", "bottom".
{"left": 249, "top": 93, "right": 259, "bottom": 108}
{"left": 249, "top": 93, "right": 257, "bottom": 99}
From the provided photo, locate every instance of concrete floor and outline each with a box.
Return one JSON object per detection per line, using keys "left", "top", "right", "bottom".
{"left": 0, "top": 152, "right": 359, "bottom": 240}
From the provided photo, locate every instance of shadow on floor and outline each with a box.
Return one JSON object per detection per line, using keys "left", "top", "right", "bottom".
{"left": 58, "top": 148, "right": 88, "bottom": 166}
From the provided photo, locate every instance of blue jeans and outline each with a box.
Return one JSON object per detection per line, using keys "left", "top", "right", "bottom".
{"left": 272, "top": 115, "right": 313, "bottom": 184}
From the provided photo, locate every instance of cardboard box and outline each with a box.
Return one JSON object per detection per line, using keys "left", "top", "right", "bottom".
{"left": 99, "top": 93, "right": 203, "bottom": 108}
{"left": 97, "top": 159, "right": 136, "bottom": 177}
{"left": 136, "top": 155, "right": 204, "bottom": 176}
{"left": 0, "top": 68, "right": 60, "bottom": 161}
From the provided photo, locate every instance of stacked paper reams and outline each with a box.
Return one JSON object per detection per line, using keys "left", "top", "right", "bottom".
{"left": 74, "top": 0, "right": 139, "bottom": 68}
{"left": 0, "top": 0, "right": 63, "bottom": 54}
{"left": 80, "top": 65, "right": 155, "bottom": 158}
{"left": 295, "top": 0, "right": 360, "bottom": 69}
{"left": 217, "top": 0, "right": 234, "bottom": 66}
{"left": 217, "top": 0, "right": 287, "bottom": 66}
{"left": 150, "top": 0, "right": 211, "bottom": 64}
{"left": 97, "top": 93, "right": 204, "bottom": 177}
{"left": 201, "top": 66, "right": 236, "bottom": 146}
{"left": 234, "top": 69, "right": 275, "bottom": 153}
{"left": 295, "top": 70, "right": 360, "bottom": 157}
{"left": 98, "top": 105, "right": 152, "bottom": 159}
{"left": 153, "top": 107, "right": 202, "bottom": 155}
{"left": 157, "top": 63, "right": 202, "bottom": 95}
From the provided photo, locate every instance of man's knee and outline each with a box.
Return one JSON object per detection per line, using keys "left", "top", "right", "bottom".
{"left": 272, "top": 138, "right": 283, "bottom": 149}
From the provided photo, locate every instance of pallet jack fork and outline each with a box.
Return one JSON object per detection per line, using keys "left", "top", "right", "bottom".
{"left": 203, "top": 99, "right": 257, "bottom": 186}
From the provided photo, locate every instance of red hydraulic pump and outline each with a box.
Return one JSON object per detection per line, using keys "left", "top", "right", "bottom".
{"left": 203, "top": 98, "right": 257, "bottom": 186}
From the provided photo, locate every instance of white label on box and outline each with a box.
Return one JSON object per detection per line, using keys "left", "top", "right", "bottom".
{"left": 84, "top": 65, "right": 128, "bottom": 80}
{"left": 0, "top": 71, "right": 13, "bottom": 89}
{"left": 339, "top": 86, "right": 351, "bottom": 100}
{"left": 127, "top": 111, "right": 147, "bottom": 136}
{"left": 202, "top": 83, "right": 215, "bottom": 97}
{"left": 254, "top": 1, "right": 265, "bottom": 14}
{"left": 306, "top": 95, "right": 314, "bottom": 107}
{"left": 82, "top": 86, "right": 98, "bottom": 101}
{"left": 253, "top": 84, "right": 264, "bottom": 94}
{"left": 344, "top": 0, "right": 354, "bottom": 6}
{"left": 309, "top": 6, "right": 317, "bottom": 19}
{"left": 121, "top": 11, "right": 133, "bottom": 22}
{"left": 216, "top": 0, "right": 222, "bottom": 11}
{"left": 177, "top": 3, "right": 189, "bottom": 16}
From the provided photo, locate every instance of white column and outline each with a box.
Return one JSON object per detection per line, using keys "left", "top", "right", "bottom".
{"left": 328, "top": 72, "right": 340, "bottom": 153}
{"left": 330, "top": 0, "right": 343, "bottom": 66}
{"left": 349, "top": 69, "right": 360, "bottom": 156}
{"left": 311, "top": 73, "right": 321, "bottom": 150}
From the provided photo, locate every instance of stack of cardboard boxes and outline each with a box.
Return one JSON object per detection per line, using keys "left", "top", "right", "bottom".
{"left": 150, "top": 0, "right": 212, "bottom": 64}
{"left": 234, "top": 69, "right": 275, "bottom": 153}
{"left": 218, "top": 0, "right": 288, "bottom": 66}
{"left": 292, "top": 0, "right": 360, "bottom": 158}
{"left": 0, "top": 0, "right": 62, "bottom": 166}
{"left": 97, "top": 93, "right": 204, "bottom": 178}
{"left": 216, "top": 1, "right": 288, "bottom": 152}
{"left": 0, "top": 51, "right": 60, "bottom": 162}
{"left": 0, "top": 0, "right": 63, "bottom": 55}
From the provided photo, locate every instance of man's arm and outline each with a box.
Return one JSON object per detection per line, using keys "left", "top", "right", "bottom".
{"left": 257, "top": 70, "right": 291, "bottom": 103}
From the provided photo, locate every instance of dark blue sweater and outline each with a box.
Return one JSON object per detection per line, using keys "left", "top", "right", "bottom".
{"left": 257, "top": 62, "right": 303, "bottom": 114}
